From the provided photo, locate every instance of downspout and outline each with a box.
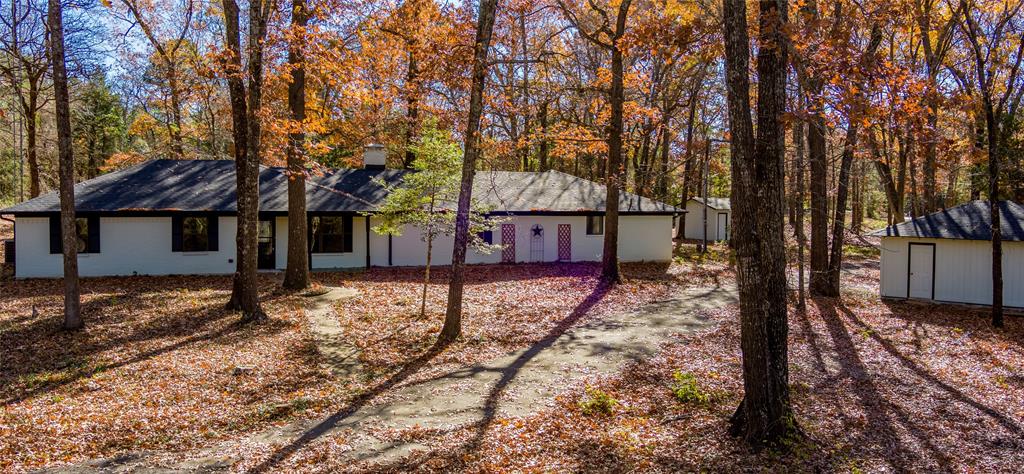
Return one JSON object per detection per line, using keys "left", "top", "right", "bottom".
{"left": 364, "top": 215, "right": 370, "bottom": 268}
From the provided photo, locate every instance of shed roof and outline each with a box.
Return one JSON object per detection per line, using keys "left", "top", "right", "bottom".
{"left": 870, "top": 200, "right": 1024, "bottom": 241}
{"left": 688, "top": 197, "right": 730, "bottom": 210}
{"left": 1, "top": 159, "right": 678, "bottom": 215}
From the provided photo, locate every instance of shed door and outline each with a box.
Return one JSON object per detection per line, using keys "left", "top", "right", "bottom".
{"left": 501, "top": 224, "right": 516, "bottom": 263}
{"left": 717, "top": 212, "right": 729, "bottom": 241}
{"left": 908, "top": 243, "right": 934, "bottom": 300}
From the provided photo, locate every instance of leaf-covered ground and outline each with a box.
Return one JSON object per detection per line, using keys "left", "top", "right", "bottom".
{"left": 4, "top": 241, "right": 1022, "bottom": 472}
{"left": 313, "top": 260, "right": 722, "bottom": 391}
{"left": 210, "top": 253, "right": 1022, "bottom": 473}
{"left": 0, "top": 258, "right": 699, "bottom": 472}
{"left": 0, "top": 276, "right": 334, "bottom": 472}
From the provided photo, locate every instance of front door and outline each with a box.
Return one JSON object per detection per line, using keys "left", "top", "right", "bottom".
{"left": 258, "top": 219, "right": 275, "bottom": 269}
{"left": 908, "top": 243, "right": 934, "bottom": 299}
{"left": 717, "top": 212, "right": 729, "bottom": 241}
{"left": 501, "top": 224, "right": 516, "bottom": 263}
{"left": 557, "top": 224, "right": 571, "bottom": 261}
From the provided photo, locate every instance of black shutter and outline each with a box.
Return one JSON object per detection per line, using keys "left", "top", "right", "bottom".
{"left": 481, "top": 230, "right": 493, "bottom": 245}
{"left": 207, "top": 215, "right": 219, "bottom": 251}
{"left": 87, "top": 216, "right": 100, "bottom": 253}
{"left": 171, "top": 215, "right": 183, "bottom": 252}
{"left": 342, "top": 215, "right": 354, "bottom": 253}
{"left": 49, "top": 215, "right": 61, "bottom": 254}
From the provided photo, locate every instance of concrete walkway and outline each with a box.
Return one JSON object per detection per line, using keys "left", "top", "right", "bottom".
{"left": 304, "top": 287, "right": 361, "bottom": 378}
{"left": 47, "top": 283, "right": 737, "bottom": 473}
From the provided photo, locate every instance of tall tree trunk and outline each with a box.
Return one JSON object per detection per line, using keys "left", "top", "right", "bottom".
{"left": 283, "top": 0, "right": 310, "bottom": 290}
{"left": 600, "top": 0, "right": 632, "bottom": 284}
{"left": 823, "top": 24, "right": 880, "bottom": 297}
{"left": 167, "top": 66, "right": 185, "bottom": 158}
{"left": 807, "top": 112, "right": 829, "bottom": 295}
{"left": 676, "top": 86, "right": 699, "bottom": 240}
{"left": 222, "top": 0, "right": 266, "bottom": 320}
{"left": 438, "top": 0, "right": 498, "bottom": 344}
{"left": 25, "top": 102, "right": 39, "bottom": 197}
{"left": 984, "top": 99, "right": 1003, "bottom": 328}
{"left": 404, "top": 47, "right": 419, "bottom": 169}
{"left": 851, "top": 160, "right": 863, "bottom": 233}
{"left": 657, "top": 118, "right": 670, "bottom": 200}
{"left": 722, "top": 0, "right": 795, "bottom": 449}
{"left": 538, "top": 101, "right": 549, "bottom": 170}
{"left": 793, "top": 108, "right": 807, "bottom": 310}
{"left": 48, "top": 0, "right": 81, "bottom": 330}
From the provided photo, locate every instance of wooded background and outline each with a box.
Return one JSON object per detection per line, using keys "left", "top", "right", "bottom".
{"left": 2, "top": 0, "right": 1023, "bottom": 226}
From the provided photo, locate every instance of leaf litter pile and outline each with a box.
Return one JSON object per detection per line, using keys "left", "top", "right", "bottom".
{"left": 0, "top": 259, "right": 701, "bottom": 472}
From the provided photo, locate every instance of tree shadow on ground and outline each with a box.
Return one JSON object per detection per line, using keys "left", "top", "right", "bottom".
{"left": 881, "top": 299, "right": 1023, "bottom": 331}
{"left": 806, "top": 297, "right": 1023, "bottom": 470}
{"left": 363, "top": 282, "right": 614, "bottom": 472}
{"left": 1, "top": 289, "right": 293, "bottom": 406}
{"left": 812, "top": 298, "right": 949, "bottom": 471}
{"left": 247, "top": 281, "right": 613, "bottom": 473}
{"left": 839, "top": 302, "right": 1023, "bottom": 438}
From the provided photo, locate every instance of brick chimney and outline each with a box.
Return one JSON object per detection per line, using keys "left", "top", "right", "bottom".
{"left": 363, "top": 143, "right": 386, "bottom": 170}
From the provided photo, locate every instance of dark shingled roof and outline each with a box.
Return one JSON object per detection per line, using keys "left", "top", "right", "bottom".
{"left": 870, "top": 200, "right": 1024, "bottom": 241}
{"left": 1, "top": 159, "right": 678, "bottom": 215}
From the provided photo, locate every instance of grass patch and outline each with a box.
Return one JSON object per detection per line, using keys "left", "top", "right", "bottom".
{"left": 578, "top": 386, "right": 619, "bottom": 416}
{"left": 670, "top": 371, "right": 711, "bottom": 405}
{"left": 843, "top": 244, "right": 879, "bottom": 259}
{"left": 18, "top": 357, "right": 109, "bottom": 389}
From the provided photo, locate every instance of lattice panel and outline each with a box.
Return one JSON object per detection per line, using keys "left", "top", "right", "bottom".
{"left": 501, "top": 224, "right": 516, "bottom": 263}
{"left": 558, "top": 224, "right": 571, "bottom": 261}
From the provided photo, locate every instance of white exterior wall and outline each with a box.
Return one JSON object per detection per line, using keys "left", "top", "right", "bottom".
{"left": 879, "top": 236, "right": 1024, "bottom": 308}
{"left": 682, "top": 200, "right": 729, "bottom": 241}
{"left": 14, "top": 216, "right": 238, "bottom": 278}
{"left": 309, "top": 216, "right": 368, "bottom": 270}
{"left": 14, "top": 214, "right": 674, "bottom": 278}
{"left": 365, "top": 215, "right": 672, "bottom": 266}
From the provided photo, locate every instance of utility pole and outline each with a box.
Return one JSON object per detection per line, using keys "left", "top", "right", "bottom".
{"left": 700, "top": 138, "right": 729, "bottom": 253}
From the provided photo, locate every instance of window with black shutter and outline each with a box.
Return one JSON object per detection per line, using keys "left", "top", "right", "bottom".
{"left": 49, "top": 215, "right": 100, "bottom": 254}
{"left": 172, "top": 215, "right": 219, "bottom": 252}
{"left": 586, "top": 215, "right": 604, "bottom": 235}
{"left": 310, "top": 216, "right": 352, "bottom": 253}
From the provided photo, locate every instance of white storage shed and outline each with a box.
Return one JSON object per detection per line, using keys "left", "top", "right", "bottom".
{"left": 872, "top": 200, "right": 1024, "bottom": 308}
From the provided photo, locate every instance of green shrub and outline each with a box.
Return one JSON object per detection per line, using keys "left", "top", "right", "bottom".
{"left": 671, "top": 371, "right": 710, "bottom": 405}
{"left": 578, "top": 386, "right": 618, "bottom": 416}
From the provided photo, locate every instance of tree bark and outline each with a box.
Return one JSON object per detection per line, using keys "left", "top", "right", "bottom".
{"left": 600, "top": 0, "right": 632, "bottom": 284}
{"left": 25, "top": 96, "right": 40, "bottom": 197}
{"left": 283, "top": 0, "right": 310, "bottom": 290}
{"left": 676, "top": 85, "right": 699, "bottom": 240}
{"left": 222, "top": 0, "right": 266, "bottom": 321}
{"left": 438, "top": 0, "right": 498, "bottom": 344}
{"left": 823, "top": 24, "right": 881, "bottom": 297}
{"left": 404, "top": 47, "right": 420, "bottom": 169}
{"left": 722, "top": 0, "right": 795, "bottom": 449}
{"left": 807, "top": 100, "right": 829, "bottom": 295}
{"left": 48, "top": 0, "right": 82, "bottom": 330}
{"left": 793, "top": 106, "right": 807, "bottom": 310}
